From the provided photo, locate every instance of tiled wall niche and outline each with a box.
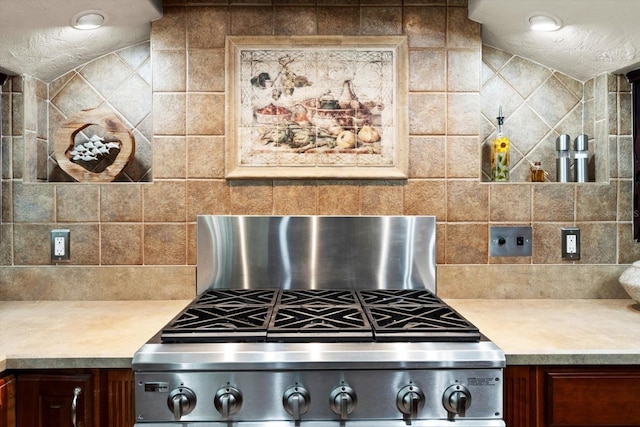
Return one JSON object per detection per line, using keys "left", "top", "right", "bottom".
{"left": 0, "top": 1, "right": 637, "bottom": 301}
{"left": 9, "top": 42, "right": 153, "bottom": 183}
{"left": 481, "top": 45, "right": 631, "bottom": 184}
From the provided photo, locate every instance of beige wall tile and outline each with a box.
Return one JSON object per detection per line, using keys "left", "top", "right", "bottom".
{"left": 576, "top": 182, "right": 617, "bottom": 221}
{"left": 447, "top": 180, "right": 488, "bottom": 222}
{"left": 273, "top": 180, "right": 318, "bottom": 214}
{"left": 445, "top": 223, "right": 487, "bottom": 264}
{"left": 361, "top": 7, "right": 402, "bottom": 35}
{"left": 186, "top": 180, "right": 230, "bottom": 219}
{"left": 188, "top": 49, "right": 225, "bottom": 92}
{"left": 404, "top": 6, "right": 446, "bottom": 48}
{"left": 229, "top": 180, "right": 274, "bottom": 214}
{"left": 187, "top": 93, "right": 224, "bottom": 135}
{"left": 144, "top": 181, "right": 186, "bottom": 222}
{"left": 187, "top": 222, "right": 197, "bottom": 265}
{"left": 153, "top": 136, "right": 186, "bottom": 179}
{"left": 447, "top": 136, "right": 479, "bottom": 178}
{"left": 532, "top": 222, "right": 567, "bottom": 264}
{"left": 409, "top": 136, "right": 445, "bottom": 178}
{"left": 0, "top": 224, "right": 12, "bottom": 265}
{"left": 231, "top": 7, "right": 273, "bottom": 35}
{"left": 447, "top": 93, "right": 480, "bottom": 135}
{"left": 409, "top": 50, "right": 446, "bottom": 92}
{"left": 144, "top": 224, "right": 187, "bottom": 265}
{"left": 273, "top": 7, "right": 316, "bottom": 35}
{"left": 56, "top": 185, "right": 99, "bottom": 222}
{"left": 577, "top": 222, "right": 617, "bottom": 264}
{"left": 360, "top": 180, "right": 404, "bottom": 214}
{"left": 153, "top": 50, "right": 186, "bottom": 92}
{"left": 446, "top": 5, "right": 479, "bottom": 49}
{"left": 318, "top": 7, "right": 359, "bottom": 35}
{"left": 618, "top": 223, "right": 640, "bottom": 264}
{"left": 101, "top": 223, "right": 143, "bottom": 265}
{"left": 100, "top": 185, "right": 143, "bottom": 222}
{"left": 13, "top": 181, "right": 55, "bottom": 222}
{"left": 153, "top": 93, "right": 186, "bottom": 135}
{"left": 151, "top": 7, "right": 186, "bottom": 50}
{"left": 187, "top": 136, "right": 225, "bottom": 178}
{"left": 317, "top": 180, "right": 360, "bottom": 215}
{"left": 409, "top": 93, "right": 446, "bottom": 135}
{"left": 532, "top": 185, "right": 575, "bottom": 222}
{"left": 12, "top": 224, "right": 51, "bottom": 265}
{"left": 186, "top": 7, "right": 230, "bottom": 49}
{"left": 447, "top": 50, "right": 480, "bottom": 92}
{"left": 490, "top": 183, "right": 531, "bottom": 222}
{"left": 403, "top": 179, "right": 445, "bottom": 219}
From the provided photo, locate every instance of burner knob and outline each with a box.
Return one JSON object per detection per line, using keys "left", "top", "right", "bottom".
{"left": 396, "top": 384, "right": 425, "bottom": 420}
{"left": 214, "top": 385, "right": 243, "bottom": 420}
{"left": 329, "top": 384, "right": 357, "bottom": 420}
{"left": 443, "top": 384, "right": 472, "bottom": 420}
{"left": 167, "top": 387, "right": 197, "bottom": 421}
{"left": 283, "top": 386, "right": 311, "bottom": 420}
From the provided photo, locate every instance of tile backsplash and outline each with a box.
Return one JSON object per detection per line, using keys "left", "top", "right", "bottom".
{"left": 0, "top": 0, "right": 636, "bottom": 300}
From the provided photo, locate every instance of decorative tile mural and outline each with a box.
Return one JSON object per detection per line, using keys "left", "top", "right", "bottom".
{"left": 226, "top": 36, "right": 408, "bottom": 179}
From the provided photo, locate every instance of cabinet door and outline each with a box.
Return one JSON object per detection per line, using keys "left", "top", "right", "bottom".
{"left": 17, "top": 373, "right": 94, "bottom": 427}
{"left": 0, "top": 375, "right": 16, "bottom": 427}
{"left": 544, "top": 368, "right": 640, "bottom": 426}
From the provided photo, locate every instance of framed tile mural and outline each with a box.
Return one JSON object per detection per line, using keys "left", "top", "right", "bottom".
{"left": 225, "top": 36, "right": 408, "bottom": 179}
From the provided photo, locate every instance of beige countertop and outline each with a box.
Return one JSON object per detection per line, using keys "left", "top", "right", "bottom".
{"left": 1, "top": 299, "right": 639, "bottom": 371}
{"left": 446, "top": 298, "right": 640, "bottom": 365}
{"left": 0, "top": 300, "right": 191, "bottom": 370}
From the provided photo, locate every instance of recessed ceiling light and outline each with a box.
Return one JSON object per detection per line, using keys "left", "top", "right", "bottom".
{"left": 71, "top": 11, "right": 106, "bottom": 30}
{"left": 528, "top": 14, "right": 562, "bottom": 32}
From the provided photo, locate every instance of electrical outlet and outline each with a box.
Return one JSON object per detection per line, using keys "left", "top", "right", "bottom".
{"left": 51, "top": 229, "right": 70, "bottom": 262}
{"left": 561, "top": 227, "right": 580, "bottom": 260}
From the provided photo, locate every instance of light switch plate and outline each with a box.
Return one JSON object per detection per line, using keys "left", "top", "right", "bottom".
{"left": 51, "top": 229, "right": 70, "bottom": 262}
{"left": 489, "top": 226, "right": 533, "bottom": 257}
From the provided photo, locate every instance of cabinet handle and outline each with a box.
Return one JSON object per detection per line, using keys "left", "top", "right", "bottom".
{"left": 71, "top": 387, "right": 82, "bottom": 427}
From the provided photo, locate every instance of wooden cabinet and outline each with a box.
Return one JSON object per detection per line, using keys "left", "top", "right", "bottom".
{"left": 16, "top": 371, "right": 97, "bottom": 427}
{"left": 13, "top": 368, "right": 134, "bottom": 427}
{"left": 505, "top": 365, "right": 640, "bottom": 427}
{"left": 0, "top": 375, "right": 16, "bottom": 427}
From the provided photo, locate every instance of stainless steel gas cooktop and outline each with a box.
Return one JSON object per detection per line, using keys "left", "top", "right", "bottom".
{"left": 133, "top": 216, "right": 505, "bottom": 427}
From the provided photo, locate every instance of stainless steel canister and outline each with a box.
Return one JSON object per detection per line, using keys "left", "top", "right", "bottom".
{"left": 574, "top": 134, "right": 589, "bottom": 182}
{"left": 556, "top": 134, "right": 571, "bottom": 182}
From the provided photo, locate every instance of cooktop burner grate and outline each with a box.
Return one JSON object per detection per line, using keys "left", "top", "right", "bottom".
{"left": 161, "top": 305, "right": 273, "bottom": 342}
{"left": 268, "top": 305, "right": 372, "bottom": 342}
{"left": 277, "top": 289, "right": 359, "bottom": 305}
{"left": 160, "top": 288, "right": 480, "bottom": 343}
{"left": 358, "top": 289, "right": 444, "bottom": 306}
{"left": 194, "top": 288, "right": 279, "bottom": 306}
{"left": 365, "top": 305, "right": 480, "bottom": 342}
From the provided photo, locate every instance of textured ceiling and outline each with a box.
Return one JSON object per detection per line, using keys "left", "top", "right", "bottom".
{"left": 1, "top": 0, "right": 638, "bottom": 83}
{"left": 469, "top": 0, "right": 640, "bottom": 82}
{"left": 0, "top": 0, "right": 161, "bottom": 82}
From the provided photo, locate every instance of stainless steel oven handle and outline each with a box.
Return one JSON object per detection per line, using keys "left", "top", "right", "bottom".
{"left": 71, "top": 387, "right": 82, "bottom": 427}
